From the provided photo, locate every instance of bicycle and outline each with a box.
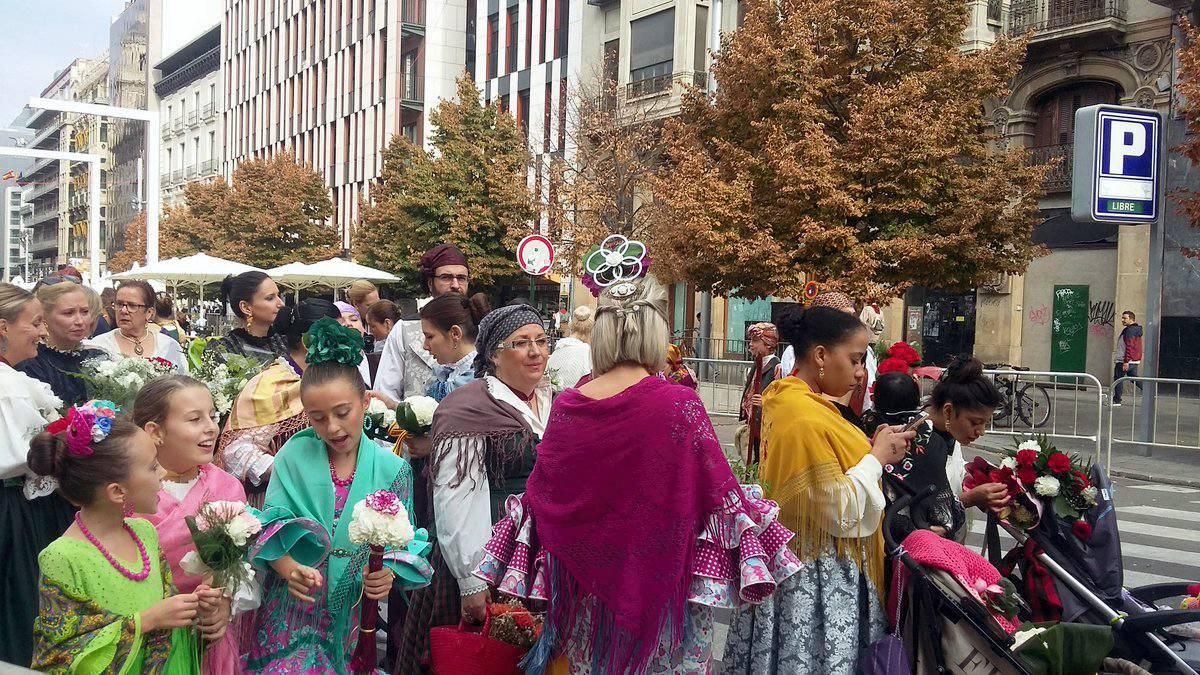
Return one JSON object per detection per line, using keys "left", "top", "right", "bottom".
{"left": 984, "top": 363, "right": 1052, "bottom": 428}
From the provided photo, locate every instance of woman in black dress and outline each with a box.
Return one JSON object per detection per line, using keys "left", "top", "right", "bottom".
{"left": 209, "top": 271, "right": 289, "bottom": 366}
{"left": 17, "top": 281, "right": 107, "bottom": 406}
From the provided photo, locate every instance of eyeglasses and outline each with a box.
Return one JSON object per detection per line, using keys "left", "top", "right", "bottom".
{"left": 39, "top": 275, "right": 81, "bottom": 286}
{"left": 433, "top": 274, "right": 470, "bottom": 284}
{"left": 498, "top": 337, "right": 552, "bottom": 353}
{"left": 111, "top": 301, "right": 150, "bottom": 313}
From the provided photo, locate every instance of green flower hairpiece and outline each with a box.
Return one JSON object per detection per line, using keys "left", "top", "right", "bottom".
{"left": 304, "top": 318, "right": 364, "bottom": 367}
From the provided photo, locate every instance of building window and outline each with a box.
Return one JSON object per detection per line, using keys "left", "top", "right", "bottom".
{"left": 694, "top": 6, "right": 708, "bottom": 74}
{"left": 525, "top": 0, "right": 533, "bottom": 68}
{"left": 1034, "top": 81, "right": 1118, "bottom": 147}
{"left": 553, "top": 0, "right": 568, "bottom": 58}
{"left": 507, "top": 8, "right": 518, "bottom": 73}
{"left": 466, "top": 0, "right": 477, "bottom": 78}
{"left": 518, "top": 89, "right": 530, "bottom": 134}
{"left": 500, "top": 94, "right": 510, "bottom": 114}
{"left": 403, "top": 123, "right": 418, "bottom": 144}
{"left": 543, "top": 81, "right": 552, "bottom": 153}
{"left": 487, "top": 14, "right": 499, "bottom": 79}
{"left": 558, "top": 76, "right": 566, "bottom": 152}
{"left": 539, "top": 0, "right": 547, "bottom": 63}
{"left": 629, "top": 9, "right": 675, "bottom": 96}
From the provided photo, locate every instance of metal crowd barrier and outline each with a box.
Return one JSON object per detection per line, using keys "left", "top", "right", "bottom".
{"left": 683, "top": 357, "right": 751, "bottom": 418}
{"left": 979, "top": 368, "right": 1104, "bottom": 460}
{"left": 1107, "top": 376, "right": 1200, "bottom": 466}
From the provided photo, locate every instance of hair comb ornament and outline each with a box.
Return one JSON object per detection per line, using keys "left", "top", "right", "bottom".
{"left": 582, "top": 235, "right": 651, "bottom": 298}
{"left": 45, "top": 400, "right": 120, "bottom": 457}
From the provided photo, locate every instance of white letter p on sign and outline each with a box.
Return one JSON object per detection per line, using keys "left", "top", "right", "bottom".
{"left": 1109, "top": 121, "right": 1146, "bottom": 174}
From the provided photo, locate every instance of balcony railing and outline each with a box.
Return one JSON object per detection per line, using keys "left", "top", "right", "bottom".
{"left": 172, "top": 169, "right": 183, "bottom": 183}
{"left": 200, "top": 160, "right": 217, "bottom": 175}
{"left": 400, "top": 74, "right": 424, "bottom": 109}
{"left": 202, "top": 103, "right": 216, "bottom": 121}
{"left": 1029, "top": 143, "right": 1073, "bottom": 193}
{"left": 173, "top": 117, "right": 185, "bottom": 131}
{"left": 625, "top": 71, "right": 708, "bottom": 100}
{"left": 1008, "top": 0, "right": 1126, "bottom": 37}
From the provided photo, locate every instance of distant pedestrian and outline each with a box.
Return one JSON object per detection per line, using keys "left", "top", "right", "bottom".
{"left": 546, "top": 305, "right": 594, "bottom": 389}
{"left": 1112, "top": 310, "right": 1144, "bottom": 406}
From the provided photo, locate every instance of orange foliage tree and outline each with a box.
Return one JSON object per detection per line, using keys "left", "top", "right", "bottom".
{"left": 653, "top": 0, "right": 1048, "bottom": 302}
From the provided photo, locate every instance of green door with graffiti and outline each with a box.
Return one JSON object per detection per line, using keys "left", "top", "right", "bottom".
{"left": 1051, "top": 285, "right": 1089, "bottom": 373}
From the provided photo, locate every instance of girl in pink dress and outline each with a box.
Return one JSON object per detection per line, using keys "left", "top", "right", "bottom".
{"left": 133, "top": 375, "right": 244, "bottom": 674}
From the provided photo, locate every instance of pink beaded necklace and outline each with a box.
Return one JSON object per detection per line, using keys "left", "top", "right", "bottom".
{"left": 329, "top": 456, "right": 355, "bottom": 488}
{"left": 74, "top": 512, "right": 151, "bottom": 582}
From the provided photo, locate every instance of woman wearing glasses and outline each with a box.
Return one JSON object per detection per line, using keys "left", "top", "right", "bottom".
{"left": 394, "top": 304, "right": 551, "bottom": 674}
{"left": 88, "top": 280, "right": 189, "bottom": 372}
{"left": 18, "top": 282, "right": 108, "bottom": 406}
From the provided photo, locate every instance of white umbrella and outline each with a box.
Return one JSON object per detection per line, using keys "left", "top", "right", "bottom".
{"left": 268, "top": 257, "right": 399, "bottom": 295}
{"left": 110, "top": 253, "right": 264, "bottom": 305}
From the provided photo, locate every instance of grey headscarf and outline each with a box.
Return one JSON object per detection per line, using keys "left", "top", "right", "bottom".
{"left": 473, "top": 303, "right": 544, "bottom": 377}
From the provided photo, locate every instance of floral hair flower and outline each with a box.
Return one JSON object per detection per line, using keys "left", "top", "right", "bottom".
{"left": 582, "top": 235, "right": 650, "bottom": 297}
{"left": 53, "top": 400, "right": 121, "bottom": 457}
{"left": 304, "top": 318, "right": 365, "bottom": 367}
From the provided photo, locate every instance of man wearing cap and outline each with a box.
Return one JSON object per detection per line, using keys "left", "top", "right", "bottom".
{"left": 375, "top": 243, "right": 470, "bottom": 404}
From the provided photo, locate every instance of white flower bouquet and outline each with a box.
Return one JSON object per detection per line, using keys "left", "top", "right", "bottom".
{"left": 347, "top": 490, "right": 414, "bottom": 673}
{"left": 77, "top": 355, "right": 177, "bottom": 409}
{"left": 181, "top": 500, "right": 263, "bottom": 596}
{"left": 187, "top": 338, "right": 265, "bottom": 416}
{"left": 394, "top": 395, "right": 438, "bottom": 438}
{"left": 363, "top": 397, "right": 399, "bottom": 443}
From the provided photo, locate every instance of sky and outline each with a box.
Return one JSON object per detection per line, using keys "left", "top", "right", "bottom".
{"left": 0, "top": 0, "right": 129, "bottom": 127}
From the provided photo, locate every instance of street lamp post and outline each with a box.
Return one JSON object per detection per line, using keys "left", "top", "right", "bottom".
{"left": 26, "top": 97, "right": 161, "bottom": 264}
{"left": 0, "top": 146, "right": 103, "bottom": 285}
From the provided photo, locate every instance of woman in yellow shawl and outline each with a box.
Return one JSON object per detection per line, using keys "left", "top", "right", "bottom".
{"left": 725, "top": 306, "right": 913, "bottom": 675}
{"left": 215, "top": 300, "right": 340, "bottom": 506}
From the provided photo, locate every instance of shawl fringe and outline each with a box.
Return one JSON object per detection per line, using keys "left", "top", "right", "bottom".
{"left": 775, "top": 462, "right": 886, "bottom": 598}
{"left": 431, "top": 429, "right": 539, "bottom": 490}
{"left": 526, "top": 553, "right": 692, "bottom": 675}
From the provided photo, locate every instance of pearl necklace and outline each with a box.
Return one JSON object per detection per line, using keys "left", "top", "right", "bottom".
{"left": 75, "top": 512, "right": 151, "bottom": 582}
{"left": 329, "top": 457, "right": 355, "bottom": 488}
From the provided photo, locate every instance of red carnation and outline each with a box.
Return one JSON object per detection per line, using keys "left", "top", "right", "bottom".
{"left": 888, "top": 342, "right": 921, "bottom": 365}
{"left": 876, "top": 357, "right": 912, "bottom": 377}
{"left": 1017, "top": 466, "right": 1038, "bottom": 486}
{"left": 1016, "top": 449, "right": 1038, "bottom": 467}
{"left": 513, "top": 612, "right": 534, "bottom": 629}
{"left": 1047, "top": 452, "right": 1072, "bottom": 475}
{"left": 1072, "top": 519, "right": 1093, "bottom": 542}
{"left": 1188, "top": 583, "right": 1200, "bottom": 596}
{"left": 1073, "top": 471, "right": 1091, "bottom": 488}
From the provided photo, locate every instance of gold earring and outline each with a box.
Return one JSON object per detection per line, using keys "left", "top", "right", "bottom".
{"left": 818, "top": 367, "right": 825, "bottom": 380}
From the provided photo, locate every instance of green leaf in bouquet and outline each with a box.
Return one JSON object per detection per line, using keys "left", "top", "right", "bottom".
{"left": 187, "top": 338, "right": 211, "bottom": 373}
{"left": 395, "top": 402, "right": 424, "bottom": 436}
{"left": 1053, "top": 493, "right": 1080, "bottom": 521}
{"left": 1014, "top": 622, "right": 1113, "bottom": 675}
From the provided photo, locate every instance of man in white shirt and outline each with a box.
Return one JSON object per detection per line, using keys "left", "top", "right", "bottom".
{"left": 374, "top": 243, "right": 470, "bottom": 404}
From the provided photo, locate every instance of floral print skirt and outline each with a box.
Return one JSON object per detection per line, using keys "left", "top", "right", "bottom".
{"left": 561, "top": 600, "right": 715, "bottom": 674}
{"left": 724, "top": 554, "right": 885, "bottom": 675}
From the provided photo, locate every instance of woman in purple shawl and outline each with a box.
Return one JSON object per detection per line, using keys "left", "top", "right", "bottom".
{"left": 394, "top": 303, "right": 552, "bottom": 674}
{"left": 473, "top": 276, "right": 802, "bottom": 674}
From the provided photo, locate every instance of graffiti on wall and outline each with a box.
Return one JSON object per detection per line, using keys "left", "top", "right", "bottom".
{"left": 1088, "top": 300, "right": 1115, "bottom": 339}
{"left": 1028, "top": 304, "right": 1050, "bottom": 326}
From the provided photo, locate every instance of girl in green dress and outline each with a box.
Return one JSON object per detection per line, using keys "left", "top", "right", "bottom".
{"left": 29, "top": 400, "right": 226, "bottom": 674}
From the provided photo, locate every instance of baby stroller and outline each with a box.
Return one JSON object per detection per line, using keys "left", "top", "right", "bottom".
{"left": 884, "top": 481, "right": 1162, "bottom": 675}
{"left": 980, "top": 463, "right": 1200, "bottom": 674}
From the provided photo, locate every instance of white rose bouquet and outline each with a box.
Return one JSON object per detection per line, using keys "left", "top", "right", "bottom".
{"left": 181, "top": 500, "right": 263, "bottom": 596}
{"left": 77, "top": 355, "right": 177, "bottom": 409}
{"left": 347, "top": 490, "right": 414, "bottom": 673}
{"left": 395, "top": 395, "right": 438, "bottom": 438}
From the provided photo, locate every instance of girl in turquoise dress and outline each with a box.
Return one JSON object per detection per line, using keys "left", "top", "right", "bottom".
{"left": 244, "top": 319, "right": 432, "bottom": 673}
{"left": 30, "top": 401, "right": 228, "bottom": 674}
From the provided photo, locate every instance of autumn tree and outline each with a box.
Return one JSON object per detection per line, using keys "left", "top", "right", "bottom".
{"left": 106, "top": 154, "right": 338, "bottom": 272}
{"left": 356, "top": 75, "right": 537, "bottom": 296}
{"left": 1172, "top": 18, "right": 1200, "bottom": 259}
{"left": 653, "top": 0, "right": 1048, "bottom": 301}
{"left": 549, "top": 65, "right": 670, "bottom": 270}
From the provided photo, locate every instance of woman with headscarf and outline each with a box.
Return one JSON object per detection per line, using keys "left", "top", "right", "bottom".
{"left": 739, "top": 322, "right": 782, "bottom": 465}
{"left": 663, "top": 343, "right": 698, "bottom": 389}
{"left": 394, "top": 304, "right": 551, "bottom": 674}
{"left": 472, "top": 276, "right": 801, "bottom": 674}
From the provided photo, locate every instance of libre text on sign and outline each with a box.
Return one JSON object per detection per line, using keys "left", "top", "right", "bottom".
{"left": 1071, "top": 105, "right": 1161, "bottom": 225}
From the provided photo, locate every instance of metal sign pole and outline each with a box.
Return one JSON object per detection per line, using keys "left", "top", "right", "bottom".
{"left": 1137, "top": 138, "right": 1168, "bottom": 448}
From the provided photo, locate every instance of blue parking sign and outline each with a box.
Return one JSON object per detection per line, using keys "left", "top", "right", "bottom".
{"left": 1071, "top": 105, "right": 1161, "bottom": 224}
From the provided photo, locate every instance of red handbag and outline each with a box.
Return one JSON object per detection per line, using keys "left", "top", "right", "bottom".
{"left": 429, "top": 615, "right": 527, "bottom": 675}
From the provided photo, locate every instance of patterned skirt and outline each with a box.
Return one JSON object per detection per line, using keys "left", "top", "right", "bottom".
{"left": 392, "top": 544, "right": 461, "bottom": 675}
{"left": 724, "top": 554, "right": 886, "bottom": 675}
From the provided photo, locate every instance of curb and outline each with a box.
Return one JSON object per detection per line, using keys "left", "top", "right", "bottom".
{"left": 967, "top": 440, "right": 1200, "bottom": 489}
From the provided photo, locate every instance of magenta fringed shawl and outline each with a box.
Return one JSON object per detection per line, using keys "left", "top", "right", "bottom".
{"left": 525, "top": 376, "right": 740, "bottom": 672}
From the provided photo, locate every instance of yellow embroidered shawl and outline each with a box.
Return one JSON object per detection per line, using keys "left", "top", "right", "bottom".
{"left": 760, "top": 377, "right": 885, "bottom": 594}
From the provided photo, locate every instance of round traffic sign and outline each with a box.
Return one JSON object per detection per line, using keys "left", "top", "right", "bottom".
{"left": 516, "top": 235, "right": 555, "bottom": 276}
